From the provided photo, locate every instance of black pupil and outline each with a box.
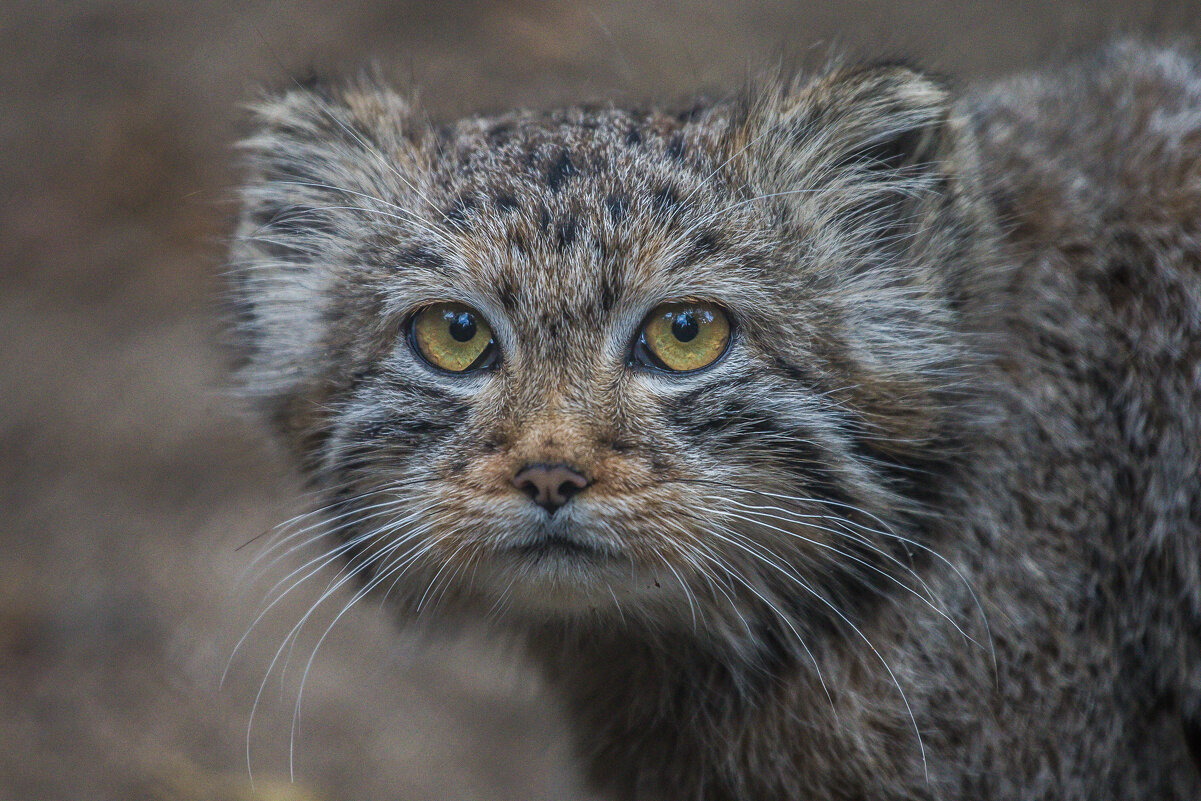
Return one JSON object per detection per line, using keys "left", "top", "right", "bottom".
{"left": 448, "top": 311, "right": 477, "bottom": 342}
{"left": 671, "top": 311, "right": 699, "bottom": 343}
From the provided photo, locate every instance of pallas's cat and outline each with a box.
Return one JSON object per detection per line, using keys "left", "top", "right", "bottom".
{"left": 227, "top": 41, "right": 1201, "bottom": 800}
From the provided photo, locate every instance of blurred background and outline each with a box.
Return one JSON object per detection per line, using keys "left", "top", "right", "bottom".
{"left": 3, "top": 2, "right": 1200, "bottom": 799}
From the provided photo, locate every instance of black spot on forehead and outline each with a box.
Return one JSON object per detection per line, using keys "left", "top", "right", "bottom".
{"left": 444, "top": 194, "right": 477, "bottom": 227}
{"left": 668, "top": 229, "right": 724, "bottom": 273}
{"left": 394, "top": 244, "right": 450, "bottom": 274}
{"left": 433, "top": 106, "right": 727, "bottom": 207}
{"left": 598, "top": 267, "right": 623, "bottom": 314}
{"left": 555, "top": 215, "right": 578, "bottom": 251}
{"left": 537, "top": 308, "right": 564, "bottom": 341}
{"left": 494, "top": 192, "right": 520, "bottom": 212}
{"left": 545, "top": 149, "right": 578, "bottom": 192}
{"left": 497, "top": 277, "right": 519, "bottom": 312}
{"left": 421, "top": 108, "right": 738, "bottom": 284}
{"left": 588, "top": 233, "right": 607, "bottom": 260}
{"left": 605, "top": 193, "right": 628, "bottom": 223}
{"left": 651, "top": 184, "right": 680, "bottom": 214}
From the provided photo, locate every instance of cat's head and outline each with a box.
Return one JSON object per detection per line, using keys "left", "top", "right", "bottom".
{"left": 228, "top": 63, "right": 993, "bottom": 640}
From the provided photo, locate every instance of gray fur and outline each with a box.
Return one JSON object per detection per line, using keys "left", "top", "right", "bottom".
{"left": 226, "top": 40, "right": 1201, "bottom": 800}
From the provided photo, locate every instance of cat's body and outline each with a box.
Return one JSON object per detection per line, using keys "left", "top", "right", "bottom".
{"left": 228, "top": 41, "right": 1201, "bottom": 799}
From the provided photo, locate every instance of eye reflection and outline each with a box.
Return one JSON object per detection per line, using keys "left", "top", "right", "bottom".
{"left": 671, "top": 313, "right": 700, "bottom": 342}
{"left": 633, "top": 301, "right": 731, "bottom": 373}
{"left": 410, "top": 302, "right": 497, "bottom": 372}
{"left": 448, "top": 312, "right": 477, "bottom": 343}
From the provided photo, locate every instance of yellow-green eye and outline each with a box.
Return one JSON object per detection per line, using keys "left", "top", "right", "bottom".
{"left": 634, "top": 301, "right": 731, "bottom": 372}
{"left": 410, "top": 302, "right": 497, "bottom": 372}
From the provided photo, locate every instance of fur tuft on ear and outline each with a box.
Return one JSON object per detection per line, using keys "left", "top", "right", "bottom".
{"left": 787, "top": 62, "right": 949, "bottom": 167}
{"left": 811, "top": 63, "right": 950, "bottom": 172}
{"left": 732, "top": 60, "right": 996, "bottom": 284}
{"left": 225, "top": 77, "right": 430, "bottom": 453}
{"left": 739, "top": 62, "right": 957, "bottom": 235}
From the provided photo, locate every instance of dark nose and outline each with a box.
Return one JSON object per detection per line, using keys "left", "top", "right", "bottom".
{"left": 512, "top": 463, "right": 590, "bottom": 514}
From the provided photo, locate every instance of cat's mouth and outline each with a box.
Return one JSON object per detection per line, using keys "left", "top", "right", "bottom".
{"left": 503, "top": 527, "right": 618, "bottom": 564}
{"left": 484, "top": 499, "right": 625, "bottom": 564}
{"left": 485, "top": 522, "right": 661, "bottom": 613}
{"left": 459, "top": 506, "right": 676, "bottom": 611}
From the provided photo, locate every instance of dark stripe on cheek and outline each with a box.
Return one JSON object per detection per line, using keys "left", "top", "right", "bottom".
{"left": 345, "top": 395, "right": 468, "bottom": 462}
{"left": 667, "top": 375, "right": 759, "bottom": 409}
{"left": 667, "top": 396, "right": 776, "bottom": 443}
{"left": 847, "top": 425, "right": 955, "bottom": 507}
{"left": 664, "top": 391, "right": 849, "bottom": 503}
{"left": 354, "top": 416, "right": 458, "bottom": 447}
{"left": 770, "top": 355, "right": 820, "bottom": 390}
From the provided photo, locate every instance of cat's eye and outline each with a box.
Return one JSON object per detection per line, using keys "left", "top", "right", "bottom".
{"left": 632, "top": 301, "right": 732, "bottom": 373}
{"left": 410, "top": 302, "right": 498, "bottom": 372}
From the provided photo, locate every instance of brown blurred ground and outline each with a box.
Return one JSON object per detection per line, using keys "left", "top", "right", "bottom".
{"left": 2, "top": 2, "right": 1199, "bottom": 799}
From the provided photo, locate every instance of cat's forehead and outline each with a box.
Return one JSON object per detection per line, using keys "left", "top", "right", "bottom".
{"left": 429, "top": 105, "right": 728, "bottom": 232}
{"left": 440, "top": 105, "right": 717, "bottom": 177}
{"left": 401, "top": 105, "right": 769, "bottom": 335}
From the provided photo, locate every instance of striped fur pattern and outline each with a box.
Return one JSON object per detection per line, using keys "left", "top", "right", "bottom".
{"left": 227, "top": 41, "right": 1201, "bottom": 800}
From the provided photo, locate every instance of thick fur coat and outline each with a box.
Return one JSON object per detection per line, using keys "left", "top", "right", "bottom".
{"left": 226, "top": 41, "right": 1201, "bottom": 799}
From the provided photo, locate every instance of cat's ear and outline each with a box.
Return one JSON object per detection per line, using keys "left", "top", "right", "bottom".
{"left": 742, "top": 62, "right": 955, "bottom": 229}
{"left": 736, "top": 64, "right": 988, "bottom": 462}
{"left": 226, "top": 79, "right": 429, "bottom": 453}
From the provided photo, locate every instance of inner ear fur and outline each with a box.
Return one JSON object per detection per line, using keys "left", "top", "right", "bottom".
{"left": 781, "top": 62, "right": 951, "bottom": 175}
{"left": 739, "top": 62, "right": 957, "bottom": 220}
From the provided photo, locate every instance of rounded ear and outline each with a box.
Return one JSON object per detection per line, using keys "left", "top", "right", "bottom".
{"left": 741, "top": 62, "right": 956, "bottom": 230}
{"left": 795, "top": 63, "right": 950, "bottom": 172}
{"left": 773, "top": 62, "right": 950, "bottom": 166}
{"left": 225, "top": 79, "right": 428, "bottom": 453}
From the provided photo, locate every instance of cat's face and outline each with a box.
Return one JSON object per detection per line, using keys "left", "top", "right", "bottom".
{"left": 230, "top": 67, "right": 985, "bottom": 632}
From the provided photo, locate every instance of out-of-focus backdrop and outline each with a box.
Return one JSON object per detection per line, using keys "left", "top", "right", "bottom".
{"left": 3, "top": 2, "right": 1199, "bottom": 799}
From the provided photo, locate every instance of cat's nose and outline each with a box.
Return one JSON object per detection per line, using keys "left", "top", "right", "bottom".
{"left": 512, "top": 463, "right": 590, "bottom": 514}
